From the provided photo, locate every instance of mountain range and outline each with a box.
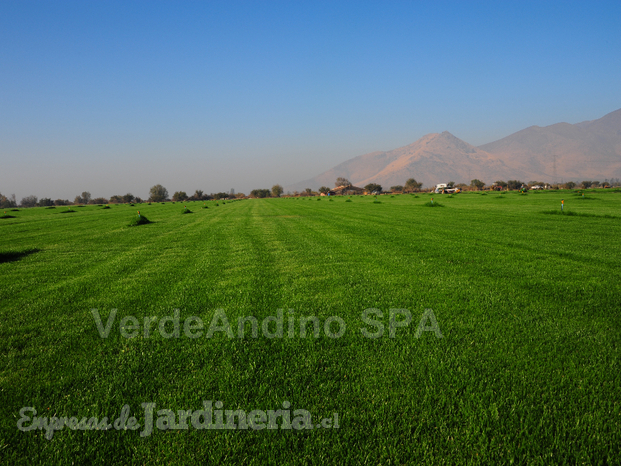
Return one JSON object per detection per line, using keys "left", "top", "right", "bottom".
{"left": 285, "top": 108, "right": 621, "bottom": 191}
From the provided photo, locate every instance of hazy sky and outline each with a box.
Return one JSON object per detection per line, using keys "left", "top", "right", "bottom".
{"left": 2, "top": 1, "right": 620, "bottom": 199}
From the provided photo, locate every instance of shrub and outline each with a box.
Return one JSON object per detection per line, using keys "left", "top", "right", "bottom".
{"left": 128, "top": 214, "right": 151, "bottom": 226}
{"left": 424, "top": 201, "right": 443, "bottom": 207}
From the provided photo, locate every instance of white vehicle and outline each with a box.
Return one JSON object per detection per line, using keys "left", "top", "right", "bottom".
{"left": 435, "top": 183, "right": 460, "bottom": 194}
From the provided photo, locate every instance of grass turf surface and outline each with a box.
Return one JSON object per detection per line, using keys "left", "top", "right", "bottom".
{"left": 1, "top": 192, "right": 620, "bottom": 464}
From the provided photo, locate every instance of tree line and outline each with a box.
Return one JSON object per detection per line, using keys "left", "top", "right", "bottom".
{"left": 0, "top": 184, "right": 243, "bottom": 208}
{"left": 3, "top": 177, "right": 620, "bottom": 208}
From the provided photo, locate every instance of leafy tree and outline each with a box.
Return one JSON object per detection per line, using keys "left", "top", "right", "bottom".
{"left": 92, "top": 197, "right": 108, "bottom": 204}
{"left": 390, "top": 185, "right": 403, "bottom": 193}
{"left": 335, "top": 177, "right": 351, "bottom": 187}
{"left": 365, "top": 183, "right": 382, "bottom": 193}
{"left": 470, "top": 179, "right": 485, "bottom": 190}
{"left": 405, "top": 178, "right": 423, "bottom": 192}
{"left": 190, "top": 190, "right": 204, "bottom": 200}
{"left": 0, "top": 193, "right": 17, "bottom": 208}
{"left": 54, "top": 199, "right": 69, "bottom": 206}
{"left": 591, "top": 181, "right": 600, "bottom": 187}
{"left": 172, "top": 191, "right": 188, "bottom": 202}
{"left": 447, "top": 181, "right": 455, "bottom": 188}
{"left": 20, "top": 195, "right": 38, "bottom": 207}
{"left": 304, "top": 188, "right": 313, "bottom": 196}
{"left": 122, "top": 193, "right": 135, "bottom": 203}
{"left": 271, "top": 184, "right": 284, "bottom": 198}
{"left": 149, "top": 184, "right": 168, "bottom": 202}
{"left": 109, "top": 195, "right": 123, "bottom": 203}
{"left": 213, "top": 192, "right": 230, "bottom": 200}
{"left": 81, "top": 191, "right": 92, "bottom": 204}
{"left": 581, "top": 180, "right": 593, "bottom": 189}
{"left": 494, "top": 180, "right": 508, "bottom": 188}
{"left": 38, "top": 198, "right": 54, "bottom": 206}
{"left": 250, "top": 189, "right": 271, "bottom": 198}
{"left": 318, "top": 186, "right": 330, "bottom": 194}
{"left": 507, "top": 180, "right": 524, "bottom": 190}
{"left": 564, "top": 181, "right": 576, "bottom": 190}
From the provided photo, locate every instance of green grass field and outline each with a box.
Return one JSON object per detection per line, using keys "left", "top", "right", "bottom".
{"left": 1, "top": 191, "right": 620, "bottom": 464}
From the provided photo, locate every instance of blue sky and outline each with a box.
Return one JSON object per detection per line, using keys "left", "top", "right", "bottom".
{"left": 1, "top": 1, "right": 620, "bottom": 199}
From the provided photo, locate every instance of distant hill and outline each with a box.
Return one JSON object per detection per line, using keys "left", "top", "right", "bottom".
{"left": 479, "top": 108, "right": 621, "bottom": 182}
{"left": 285, "top": 132, "right": 532, "bottom": 191}
{"left": 284, "top": 108, "right": 621, "bottom": 192}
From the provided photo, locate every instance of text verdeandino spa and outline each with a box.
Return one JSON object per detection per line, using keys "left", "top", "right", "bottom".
{"left": 90, "top": 308, "right": 444, "bottom": 339}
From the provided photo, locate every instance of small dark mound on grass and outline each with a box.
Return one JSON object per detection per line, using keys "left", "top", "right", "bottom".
{"left": 373, "top": 200, "right": 381, "bottom": 204}
{"left": 60, "top": 209, "right": 76, "bottom": 213}
{"left": 328, "top": 198, "right": 333, "bottom": 201}
{"left": 45, "top": 206, "right": 56, "bottom": 209}
{"left": 0, "top": 248, "right": 41, "bottom": 263}
{"left": 129, "top": 204, "right": 135, "bottom": 206}
{"left": 423, "top": 201, "right": 444, "bottom": 207}
{"left": 102, "top": 205, "right": 111, "bottom": 209}
{"left": 182, "top": 208, "right": 193, "bottom": 214}
{"left": 541, "top": 210, "right": 618, "bottom": 219}
{"left": 1, "top": 214, "right": 16, "bottom": 219}
{"left": 317, "top": 198, "right": 321, "bottom": 201}
{"left": 11, "top": 209, "right": 19, "bottom": 212}
{"left": 76, "top": 205, "right": 85, "bottom": 207}
{"left": 203, "top": 206, "right": 209, "bottom": 209}
{"left": 345, "top": 199, "right": 352, "bottom": 202}
{"left": 128, "top": 215, "right": 152, "bottom": 226}
{"left": 541, "top": 210, "right": 580, "bottom": 217}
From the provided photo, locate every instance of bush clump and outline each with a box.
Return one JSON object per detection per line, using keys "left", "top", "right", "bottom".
{"left": 182, "top": 207, "right": 192, "bottom": 214}
{"left": 542, "top": 210, "right": 578, "bottom": 216}
{"left": 424, "top": 201, "right": 443, "bottom": 207}
{"left": 128, "top": 214, "right": 152, "bottom": 226}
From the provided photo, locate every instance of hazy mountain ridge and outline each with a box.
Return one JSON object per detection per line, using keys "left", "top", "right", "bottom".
{"left": 285, "top": 108, "right": 621, "bottom": 192}
{"left": 479, "top": 109, "right": 621, "bottom": 181}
